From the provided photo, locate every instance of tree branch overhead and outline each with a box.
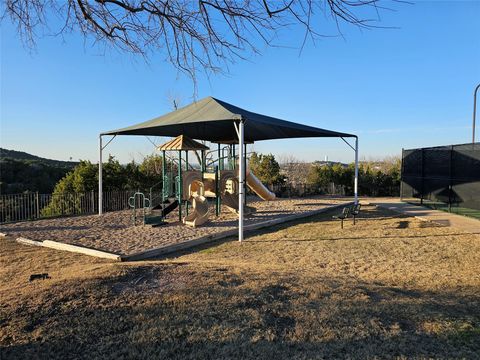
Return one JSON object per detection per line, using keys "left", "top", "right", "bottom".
{"left": 4, "top": 0, "right": 393, "bottom": 79}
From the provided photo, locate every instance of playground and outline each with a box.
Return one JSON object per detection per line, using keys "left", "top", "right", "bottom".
{"left": 1, "top": 97, "right": 360, "bottom": 260}
{"left": 0, "top": 196, "right": 350, "bottom": 258}
{"left": 97, "top": 96, "right": 359, "bottom": 244}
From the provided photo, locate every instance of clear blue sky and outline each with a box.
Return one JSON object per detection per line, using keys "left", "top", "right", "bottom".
{"left": 1, "top": 1, "right": 479, "bottom": 164}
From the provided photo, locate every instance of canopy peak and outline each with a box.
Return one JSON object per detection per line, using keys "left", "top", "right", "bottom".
{"left": 157, "top": 134, "right": 209, "bottom": 151}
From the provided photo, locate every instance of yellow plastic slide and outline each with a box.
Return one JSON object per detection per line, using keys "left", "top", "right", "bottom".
{"left": 183, "top": 195, "right": 210, "bottom": 227}
{"left": 246, "top": 171, "right": 276, "bottom": 201}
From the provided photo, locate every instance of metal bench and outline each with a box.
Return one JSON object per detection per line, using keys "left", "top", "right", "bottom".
{"left": 351, "top": 203, "right": 361, "bottom": 225}
{"left": 333, "top": 207, "right": 350, "bottom": 229}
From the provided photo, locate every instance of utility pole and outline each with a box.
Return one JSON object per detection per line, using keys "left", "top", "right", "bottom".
{"left": 473, "top": 83, "right": 480, "bottom": 143}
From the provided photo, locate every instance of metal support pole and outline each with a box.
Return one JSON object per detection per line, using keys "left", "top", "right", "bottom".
{"left": 98, "top": 135, "right": 103, "bottom": 215}
{"left": 215, "top": 165, "right": 220, "bottom": 216}
{"left": 354, "top": 137, "right": 359, "bottom": 205}
{"left": 185, "top": 151, "right": 189, "bottom": 216}
{"left": 162, "top": 150, "right": 166, "bottom": 201}
{"left": 473, "top": 83, "right": 480, "bottom": 143}
{"left": 178, "top": 151, "right": 182, "bottom": 221}
{"left": 244, "top": 143, "right": 247, "bottom": 206}
{"left": 400, "top": 148, "right": 404, "bottom": 201}
{"left": 238, "top": 120, "right": 245, "bottom": 242}
{"left": 217, "top": 143, "right": 221, "bottom": 215}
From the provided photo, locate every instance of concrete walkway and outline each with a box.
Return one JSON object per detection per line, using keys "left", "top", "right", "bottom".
{"left": 369, "top": 198, "right": 480, "bottom": 234}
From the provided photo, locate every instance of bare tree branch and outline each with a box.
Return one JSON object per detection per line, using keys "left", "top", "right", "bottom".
{"left": 3, "top": 0, "right": 400, "bottom": 81}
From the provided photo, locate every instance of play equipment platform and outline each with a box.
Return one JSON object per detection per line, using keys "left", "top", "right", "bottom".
{"left": 127, "top": 134, "right": 277, "bottom": 228}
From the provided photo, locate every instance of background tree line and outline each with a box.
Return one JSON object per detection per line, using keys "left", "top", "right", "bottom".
{"left": 50, "top": 155, "right": 164, "bottom": 194}
{"left": 40, "top": 155, "right": 164, "bottom": 217}
{"left": 1, "top": 149, "right": 400, "bottom": 221}
{"left": 249, "top": 152, "right": 401, "bottom": 197}
{"left": 0, "top": 149, "right": 166, "bottom": 220}
{"left": 2, "top": 147, "right": 400, "bottom": 198}
{"left": 305, "top": 160, "right": 401, "bottom": 197}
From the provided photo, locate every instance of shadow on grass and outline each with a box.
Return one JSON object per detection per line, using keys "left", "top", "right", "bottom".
{"left": 151, "top": 208, "right": 347, "bottom": 260}
{"left": 1, "top": 268, "right": 479, "bottom": 360}
{"left": 150, "top": 206, "right": 453, "bottom": 260}
{"left": 396, "top": 220, "right": 410, "bottom": 229}
{"left": 246, "top": 232, "right": 476, "bottom": 243}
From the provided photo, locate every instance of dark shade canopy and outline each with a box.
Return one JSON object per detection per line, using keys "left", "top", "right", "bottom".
{"left": 102, "top": 97, "right": 355, "bottom": 142}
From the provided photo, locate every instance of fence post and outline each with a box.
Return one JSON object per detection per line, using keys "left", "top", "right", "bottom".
{"left": 91, "top": 190, "right": 95, "bottom": 213}
{"left": 35, "top": 192, "right": 40, "bottom": 220}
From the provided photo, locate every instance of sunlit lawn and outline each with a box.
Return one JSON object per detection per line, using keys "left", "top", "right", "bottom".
{"left": 1, "top": 205, "right": 479, "bottom": 359}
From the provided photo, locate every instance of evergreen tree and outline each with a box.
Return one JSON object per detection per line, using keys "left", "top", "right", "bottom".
{"left": 249, "top": 153, "right": 284, "bottom": 186}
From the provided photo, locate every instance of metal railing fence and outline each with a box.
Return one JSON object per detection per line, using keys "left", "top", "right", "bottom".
{"left": 0, "top": 190, "right": 161, "bottom": 224}
{"left": 2, "top": 175, "right": 395, "bottom": 225}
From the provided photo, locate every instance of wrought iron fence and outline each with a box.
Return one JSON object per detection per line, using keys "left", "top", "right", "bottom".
{"left": 0, "top": 190, "right": 160, "bottom": 224}
{"left": 1, "top": 180, "right": 351, "bottom": 224}
{"left": 401, "top": 142, "right": 480, "bottom": 218}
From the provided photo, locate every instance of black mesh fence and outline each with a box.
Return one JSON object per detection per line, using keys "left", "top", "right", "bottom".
{"left": 401, "top": 142, "right": 480, "bottom": 218}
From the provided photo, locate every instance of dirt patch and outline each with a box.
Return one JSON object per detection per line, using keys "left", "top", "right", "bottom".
{"left": 0, "top": 196, "right": 350, "bottom": 256}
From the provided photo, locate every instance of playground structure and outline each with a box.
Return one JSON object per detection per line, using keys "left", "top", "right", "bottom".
{"left": 130, "top": 135, "right": 276, "bottom": 227}
{"left": 99, "top": 96, "right": 359, "bottom": 242}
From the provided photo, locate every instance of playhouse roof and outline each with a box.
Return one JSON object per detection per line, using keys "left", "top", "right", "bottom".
{"left": 157, "top": 135, "right": 209, "bottom": 151}
{"left": 102, "top": 96, "right": 355, "bottom": 142}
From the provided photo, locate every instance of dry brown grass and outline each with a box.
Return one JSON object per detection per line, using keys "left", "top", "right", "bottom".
{"left": 1, "top": 206, "right": 479, "bottom": 359}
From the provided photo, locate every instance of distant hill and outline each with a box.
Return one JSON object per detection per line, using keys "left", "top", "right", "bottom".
{"left": 0, "top": 148, "right": 79, "bottom": 194}
{"left": 0, "top": 148, "right": 78, "bottom": 168}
